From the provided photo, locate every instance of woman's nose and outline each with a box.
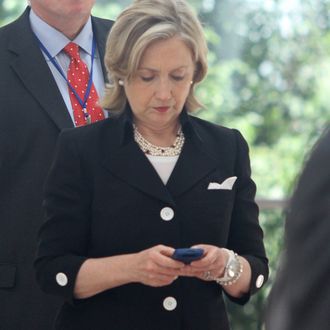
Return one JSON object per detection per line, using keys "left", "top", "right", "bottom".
{"left": 154, "top": 79, "right": 172, "bottom": 100}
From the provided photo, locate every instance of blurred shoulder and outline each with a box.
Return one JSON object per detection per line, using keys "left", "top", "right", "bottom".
{"left": 312, "top": 127, "right": 330, "bottom": 159}
{"left": 0, "top": 9, "right": 29, "bottom": 40}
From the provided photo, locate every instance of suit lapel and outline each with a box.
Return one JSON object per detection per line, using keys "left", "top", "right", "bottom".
{"left": 101, "top": 113, "right": 221, "bottom": 204}
{"left": 8, "top": 9, "right": 73, "bottom": 130}
{"left": 166, "top": 135, "right": 219, "bottom": 197}
{"left": 91, "top": 16, "right": 113, "bottom": 83}
{"left": 102, "top": 123, "right": 175, "bottom": 206}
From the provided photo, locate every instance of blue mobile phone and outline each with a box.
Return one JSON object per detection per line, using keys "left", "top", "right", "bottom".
{"left": 172, "top": 248, "right": 204, "bottom": 264}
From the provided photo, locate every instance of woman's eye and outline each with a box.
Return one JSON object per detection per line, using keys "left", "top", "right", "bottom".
{"left": 140, "top": 76, "right": 154, "bottom": 82}
{"left": 172, "top": 75, "right": 185, "bottom": 81}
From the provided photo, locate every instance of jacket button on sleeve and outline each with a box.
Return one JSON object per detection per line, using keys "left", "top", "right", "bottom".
{"left": 160, "top": 207, "right": 174, "bottom": 221}
{"left": 163, "top": 296, "right": 177, "bottom": 311}
{"left": 256, "top": 274, "right": 264, "bottom": 288}
{"left": 55, "top": 272, "right": 68, "bottom": 287}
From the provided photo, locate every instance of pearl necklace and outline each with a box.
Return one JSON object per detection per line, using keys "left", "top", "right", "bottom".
{"left": 133, "top": 124, "right": 185, "bottom": 156}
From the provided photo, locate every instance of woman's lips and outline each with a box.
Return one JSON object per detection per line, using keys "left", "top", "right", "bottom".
{"left": 154, "top": 106, "right": 170, "bottom": 113}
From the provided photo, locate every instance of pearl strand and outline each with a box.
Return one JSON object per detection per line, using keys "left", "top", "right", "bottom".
{"left": 133, "top": 124, "right": 185, "bottom": 156}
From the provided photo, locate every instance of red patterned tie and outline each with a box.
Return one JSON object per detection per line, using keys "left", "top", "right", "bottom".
{"left": 63, "top": 42, "right": 105, "bottom": 126}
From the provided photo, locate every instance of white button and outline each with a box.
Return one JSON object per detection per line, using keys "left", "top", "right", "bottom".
{"left": 56, "top": 272, "right": 68, "bottom": 287}
{"left": 256, "top": 274, "right": 264, "bottom": 288}
{"left": 160, "top": 207, "right": 174, "bottom": 221}
{"left": 163, "top": 296, "right": 177, "bottom": 311}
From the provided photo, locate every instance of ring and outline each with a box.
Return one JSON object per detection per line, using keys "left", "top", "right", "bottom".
{"left": 204, "top": 271, "right": 212, "bottom": 280}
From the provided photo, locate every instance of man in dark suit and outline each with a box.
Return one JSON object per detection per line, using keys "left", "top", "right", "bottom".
{"left": 265, "top": 127, "right": 330, "bottom": 330}
{"left": 0, "top": 1, "right": 113, "bottom": 328}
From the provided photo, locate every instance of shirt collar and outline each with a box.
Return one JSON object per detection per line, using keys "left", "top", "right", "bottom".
{"left": 29, "top": 9, "right": 94, "bottom": 58}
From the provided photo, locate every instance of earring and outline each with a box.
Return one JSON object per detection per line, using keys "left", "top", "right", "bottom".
{"left": 118, "top": 79, "right": 124, "bottom": 86}
{"left": 190, "top": 81, "right": 193, "bottom": 85}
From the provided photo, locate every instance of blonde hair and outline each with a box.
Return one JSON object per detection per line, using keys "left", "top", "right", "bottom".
{"left": 102, "top": 0, "right": 208, "bottom": 114}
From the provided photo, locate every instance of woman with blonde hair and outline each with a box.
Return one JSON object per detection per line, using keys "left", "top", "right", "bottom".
{"left": 35, "top": 1, "right": 268, "bottom": 329}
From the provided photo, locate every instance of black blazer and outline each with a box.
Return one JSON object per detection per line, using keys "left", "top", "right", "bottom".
{"left": 35, "top": 110, "right": 269, "bottom": 330}
{"left": 0, "top": 7, "right": 113, "bottom": 330}
{"left": 265, "top": 127, "right": 330, "bottom": 330}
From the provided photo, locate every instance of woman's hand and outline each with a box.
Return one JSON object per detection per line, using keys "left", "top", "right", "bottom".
{"left": 130, "top": 244, "right": 185, "bottom": 287}
{"left": 177, "top": 244, "right": 252, "bottom": 298}
{"left": 74, "top": 245, "right": 184, "bottom": 299}
{"left": 74, "top": 244, "right": 250, "bottom": 299}
{"left": 178, "top": 244, "right": 228, "bottom": 281}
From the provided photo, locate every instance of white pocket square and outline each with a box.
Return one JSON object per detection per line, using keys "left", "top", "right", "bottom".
{"left": 207, "top": 176, "right": 237, "bottom": 190}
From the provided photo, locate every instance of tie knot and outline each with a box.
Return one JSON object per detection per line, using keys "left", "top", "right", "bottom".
{"left": 63, "top": 42, "right": 80, "bottom": 59}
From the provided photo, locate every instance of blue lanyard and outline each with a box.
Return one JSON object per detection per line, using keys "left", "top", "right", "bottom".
{"left": 35, "top": 35, "right": 96, "bottom": 117}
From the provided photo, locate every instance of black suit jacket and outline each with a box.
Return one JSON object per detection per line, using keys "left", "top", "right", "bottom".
{"left": 35, "top": 111, "right": 269, "bottom": 330}
{"left": 265, "top": 127, "right": 330, "bottom": 330}
{"left": 0, "top": 7, "right": 113, "bottom": 330}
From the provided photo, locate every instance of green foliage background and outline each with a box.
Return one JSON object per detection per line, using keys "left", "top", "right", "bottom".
{"left": 1, "top": 0, "right": 329, "bottom": 329}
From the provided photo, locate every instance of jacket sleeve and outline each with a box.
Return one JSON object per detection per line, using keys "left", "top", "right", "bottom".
{"left": 226, "top": 129, "right": 269, "bottom": 304}
{"left": 34, "top": 129, "right": 89, "bottom": 304}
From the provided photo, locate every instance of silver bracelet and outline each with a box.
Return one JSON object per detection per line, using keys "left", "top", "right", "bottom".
{"left": 215, "top": 250, "right": 243, "bottom": 286}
